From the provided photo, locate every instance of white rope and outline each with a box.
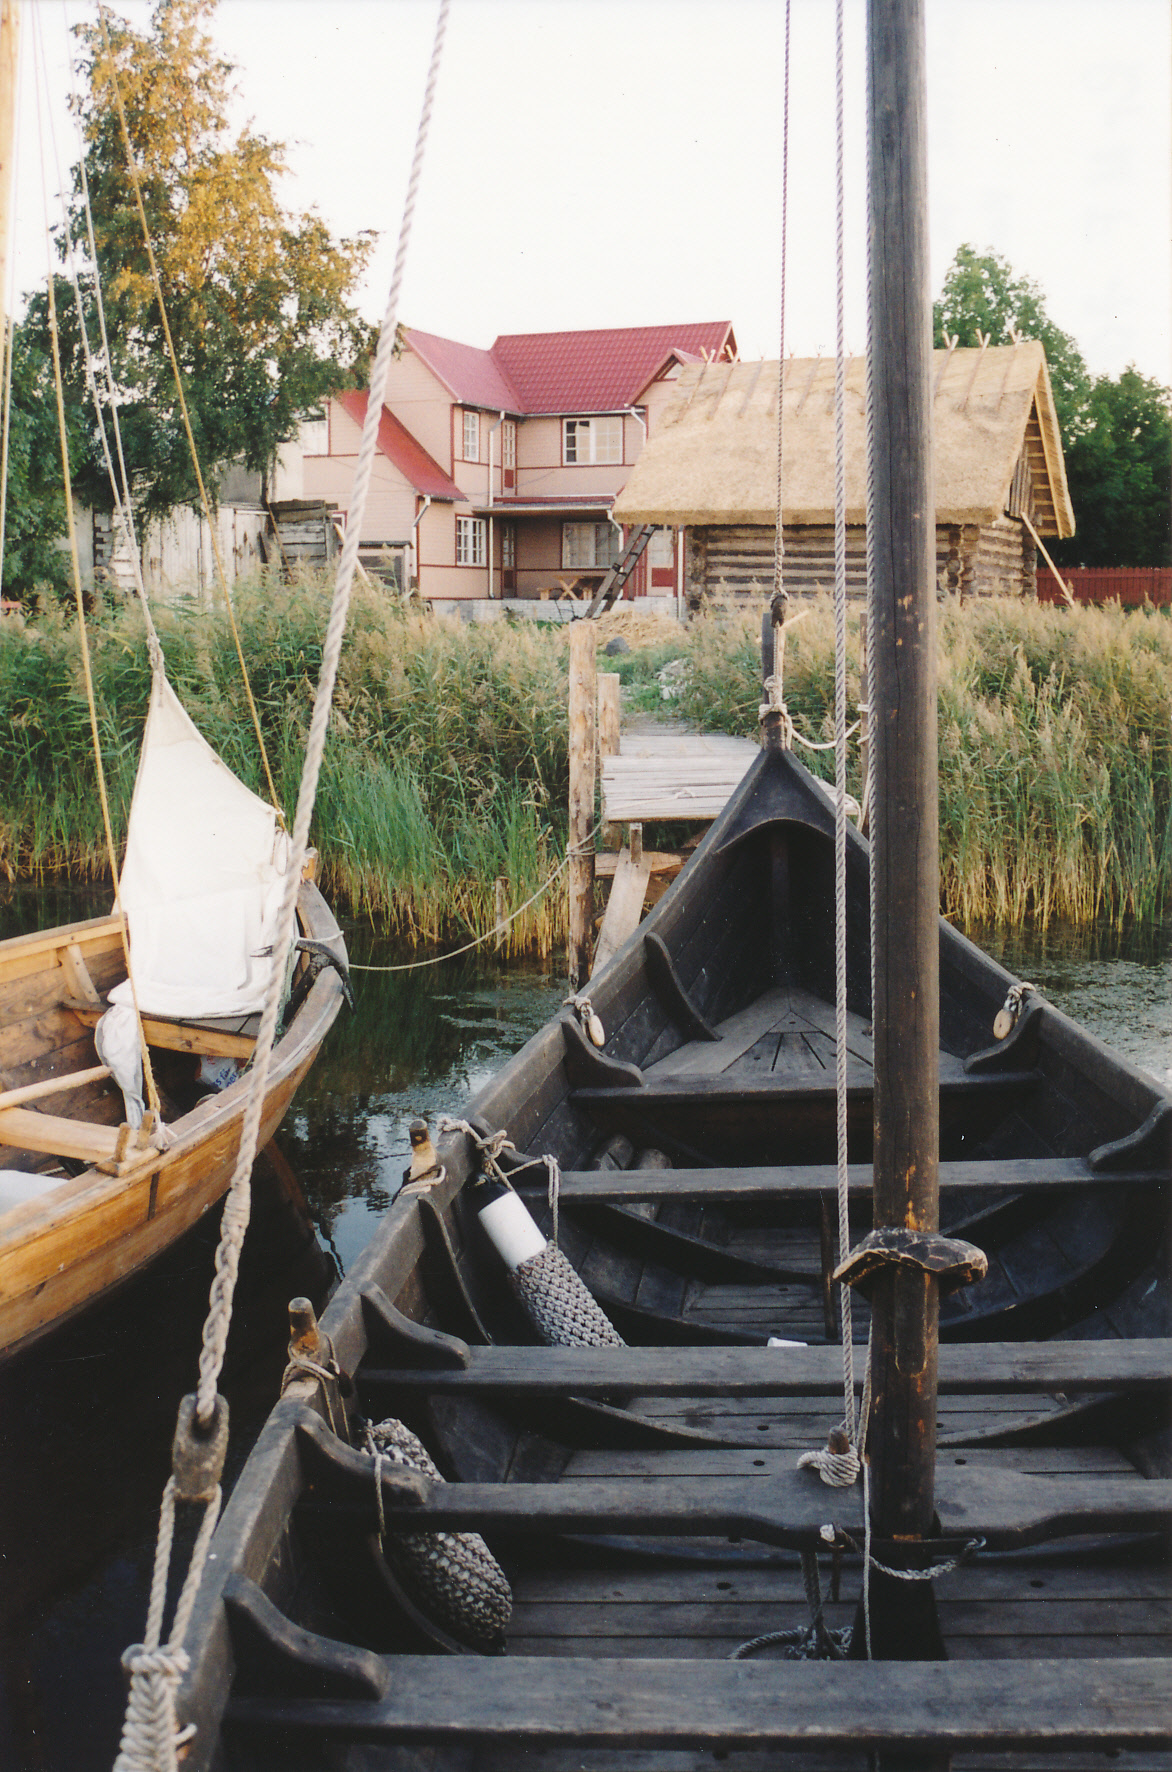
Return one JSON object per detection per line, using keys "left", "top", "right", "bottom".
{"left": 117, "top": 6, "right": 451, "bottom": 1764}
{"left": 771, "top": 0, "right": 793, "bottom": 604}
{"left": 113, "top": 1478, "right": 221, "bottom": 1772}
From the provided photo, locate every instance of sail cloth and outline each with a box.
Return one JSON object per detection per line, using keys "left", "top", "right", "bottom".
{"left": 109, "top": 674, "right": 291, "bottom": 1020}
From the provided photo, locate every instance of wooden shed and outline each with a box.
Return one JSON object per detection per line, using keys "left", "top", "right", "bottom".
{"left": 612, "top": 341, "right": 1074, "bottom": 604}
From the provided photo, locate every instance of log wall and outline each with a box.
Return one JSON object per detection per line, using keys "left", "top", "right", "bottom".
{"left": 689, "top": 511, "right": 1038, "bottom": 606}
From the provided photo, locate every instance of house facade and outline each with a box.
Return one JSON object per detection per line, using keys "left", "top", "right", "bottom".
{"left": 293, "top": 322, "right": 737, "bottom": 603}
{"left": 613, "top": 342, "right": 1075, "bottom": 605}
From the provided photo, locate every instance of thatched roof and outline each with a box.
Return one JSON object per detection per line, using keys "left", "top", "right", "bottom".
{"left": 613, "top": 341, "right": 1074, "bottom": 538}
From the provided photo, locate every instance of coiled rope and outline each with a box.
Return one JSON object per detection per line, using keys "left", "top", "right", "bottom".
{"left": 114, "top": 7, "right": 451, "bottom": 1766}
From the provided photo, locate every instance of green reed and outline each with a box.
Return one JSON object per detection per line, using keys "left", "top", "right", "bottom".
{"left": 1, "top": 582, "right": 1168, "bottom": 941}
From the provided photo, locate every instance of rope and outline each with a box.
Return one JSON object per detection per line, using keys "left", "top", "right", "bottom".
{"left": 771, "top": 0, "right": 793, "bottom": 604}
{"left": 831, "top": 0, "right": 854, "bottom": 1448}
{"left": 96, "top": 4, "right": 282, "bottom": 815}
{"left": 34, "top": 31, "right": 164, "bottom": 1132}
{"left": 117, "top": 6, "right": 451, "bottom": 1764}
{"left": 112, "top": 1478, "right": 221, "bottom": 1772}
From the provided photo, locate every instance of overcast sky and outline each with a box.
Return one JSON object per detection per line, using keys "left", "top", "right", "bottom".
{"left": 14, "top": 0, "right": 1172, "bottom": 385}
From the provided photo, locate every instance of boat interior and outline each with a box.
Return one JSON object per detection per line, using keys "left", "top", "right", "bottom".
{"left": 184, "top": 749, "right": 1171, "bottom": 1771}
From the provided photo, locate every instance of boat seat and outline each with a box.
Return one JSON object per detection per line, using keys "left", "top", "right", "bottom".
{"left": 65, "top": 1001, "right": 257, "bottom": 1060}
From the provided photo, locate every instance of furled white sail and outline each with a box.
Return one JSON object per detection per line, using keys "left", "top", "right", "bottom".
{"left": 109, "top": 673, "right": 290, "bottom": 1019}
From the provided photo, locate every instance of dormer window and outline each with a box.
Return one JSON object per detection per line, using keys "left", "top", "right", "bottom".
{"left": 564, "top": 415, "right": 622, "bottom": 465}
{"left": 462, "top": 409, "right": 480, "bottom": 462}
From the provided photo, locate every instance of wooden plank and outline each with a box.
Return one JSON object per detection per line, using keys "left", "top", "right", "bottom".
{"left": 0, "top": 1106, "right": 121, "bottom": 1164}
{"left": 360, "top": 1338, "right": 1172, "bottom": 1400}
{"left": 66, "top": 1005, "right": 255, "bottom": 1060}
{"left": 594, "top": 851, "right": 683, "bottom": 880}
{"left": 528, "top": 1156, "right": 1164, "bottom": 1204}
{"left": 592, "top": 849, "right": 652, "bottom": 978}
{"left": 226, "top": 1657, "right": 1172, "bottom": 1751}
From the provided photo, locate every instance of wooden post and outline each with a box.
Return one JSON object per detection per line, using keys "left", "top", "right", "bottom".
{"left": 567, "top": 621, "right": 597, "bottom": 989}
{"left": 0, "top": 2, "right": 18, "bottom": 335}
{"left": 862, "top": 0, "right": 946, "bottom": 1680}
{"left": 598, "top": 672, "right": 622, "bottom": 850}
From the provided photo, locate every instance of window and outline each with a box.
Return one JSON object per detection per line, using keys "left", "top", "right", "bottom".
{"left": 500, "top": 523, "right": 516, "bottom": 569}
{"left": 562, "top": 521, "right": 620, "bottom": 570}
{"left": 462, "top": 409, "right": 480, "bottom": 462}
{"left": 456, "top": 515, "right": 486, "bottom": 566}
{"left": 501, "top": 420, "right": 516, "bottom": 469}
{"left": 648, "top": 526, "right": 674, "bottom": 567}
{"left": 301, "top": 410, "right": 328, "bottom": 453}
{"left": 563, "top": 415, "right": 623, "bottom": 465}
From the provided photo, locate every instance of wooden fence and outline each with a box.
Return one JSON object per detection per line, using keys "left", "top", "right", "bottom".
{"left": 1037, "top": 566, "right": 1172, "bottom": 607}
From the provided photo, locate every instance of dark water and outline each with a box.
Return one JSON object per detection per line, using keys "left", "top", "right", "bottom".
{"left": 0, "top": 884, "right": 1168, "bottom": 1770}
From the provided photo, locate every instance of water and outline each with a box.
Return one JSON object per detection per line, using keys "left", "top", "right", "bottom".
{"left": 0, "top": 884, "right": 1168, "bottom": 1769}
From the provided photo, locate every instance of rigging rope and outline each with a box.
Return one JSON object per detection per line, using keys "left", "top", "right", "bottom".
{"left": 771, "top": 0, "right": 792, "bottom": 605}
{"left": 96, "top": 3, "right": 282, "bottom": 816}
{"left": 115, "top": 6, "right": 451, "bottom": 1766}
{"left": 33, "top": 21, "right": 164, "bottom": 1131}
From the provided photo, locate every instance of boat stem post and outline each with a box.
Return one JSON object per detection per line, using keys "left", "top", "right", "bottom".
{"left": 862, "top": 0, "right": 946, "bottom": 1686}
{"left": 568, "top": 619, "right": 598, "bottom": 988}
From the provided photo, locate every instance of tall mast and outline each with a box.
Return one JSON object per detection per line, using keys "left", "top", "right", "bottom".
{"left": 864, "top": 0, "right": 943, "bottom": 1660}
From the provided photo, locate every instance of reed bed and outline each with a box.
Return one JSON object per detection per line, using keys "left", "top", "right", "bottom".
{"left": 0, "top": 582, "right": 1168, "bottom": 947}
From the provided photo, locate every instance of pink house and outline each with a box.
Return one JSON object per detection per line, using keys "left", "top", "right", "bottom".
{"left": 298, "top": 322, "right": 737, "bottom": 603}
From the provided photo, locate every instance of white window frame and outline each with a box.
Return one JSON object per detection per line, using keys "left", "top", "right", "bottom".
{"left": 462, "top": 408, "right": 480, "bottom": 462}
{"left": 562, "top": 521, "right": 620, "bottom": 571}
{"left": 563, "top": 415, "right": 623, "bottom": 466}
{"left": 300, "top": 409, "right": 329, "bottom": 454}
{"left": 456, "top": 515, "right": 486, "bottom": 566}
{"left": 648, "top": 526, "right": 675, "bottom": 567}
{"left": 501, "top": 420, "right": 516, "bottom": 470}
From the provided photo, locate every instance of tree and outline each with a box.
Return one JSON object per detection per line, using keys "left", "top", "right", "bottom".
{"left": 1055, "top": 368, "right": 1171, "bottom": 568}
{"left": 933, "top": 243, "right": 1089, "bottom": 435}
{"left": 24, "top": 0, "right": 374, "bottom": 526}
{"left": 0, "top": 322, "right": 87, "bottom": 602}
{"left": 934, "top": 244, "right": 1171, "bottom": 567}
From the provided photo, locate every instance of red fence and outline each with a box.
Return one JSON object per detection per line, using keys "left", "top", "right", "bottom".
{"left": 1037, "top": 566, "right": 1172, "bottom": 607}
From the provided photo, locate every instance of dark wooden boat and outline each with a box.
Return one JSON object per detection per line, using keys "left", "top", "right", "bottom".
{"left": 175, "top": 737, "right": 1172, "bottom": 1770}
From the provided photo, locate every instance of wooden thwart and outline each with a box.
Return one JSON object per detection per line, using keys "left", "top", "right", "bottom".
{"left": 66, "top": 1004, "right": 255, "bottom": 1060}
{"left": 360, "top": 1337, "right": 1172, "bottom": 1399}
{"left": 225, "top": 1655, "right": 1171, "bottom": 1752}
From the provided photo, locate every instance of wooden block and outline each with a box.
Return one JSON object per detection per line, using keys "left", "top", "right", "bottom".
{"left": 591, "top": 849, "right": 652, "bottom": 979}
{"left": 60, "top": 943, "right": 102, "bottom": 1006}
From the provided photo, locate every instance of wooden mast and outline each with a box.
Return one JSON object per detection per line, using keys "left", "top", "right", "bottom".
{"left": 863, "top": 0, "right": 945, "bottom": 1668}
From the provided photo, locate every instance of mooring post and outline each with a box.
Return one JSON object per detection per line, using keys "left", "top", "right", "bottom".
{"left": 862, "top": 0, "right": 947, "bottom": 1698}
{"left": 567, "top": 620, "right": 597, "bottom": 989}
{"left": 598, "top": 671, "right": 622, "bottom": 850}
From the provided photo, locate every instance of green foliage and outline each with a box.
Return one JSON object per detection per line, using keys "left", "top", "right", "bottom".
{"left": 934, "top": 243, "right": 1171, "bottom": 569}
{"left": 21, "top": 0, "right": 373, "bottom": 525}
{"left": 0, "top": 323, "right": 86, "bottom": 603}
{"left": 1054, "top": 369, "right": 1172, "bottom": 569}
{"left": 2, "top": 589, "right": 1169, "bottom": 941}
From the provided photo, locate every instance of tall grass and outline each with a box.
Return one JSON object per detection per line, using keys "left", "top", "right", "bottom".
{"left": 1, "top": 583, "right": 1169, "bottom": 943}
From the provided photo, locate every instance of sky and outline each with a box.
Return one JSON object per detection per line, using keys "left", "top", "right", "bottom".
{"left": 11, "top": 0, "right": 1172, "bottom": 386}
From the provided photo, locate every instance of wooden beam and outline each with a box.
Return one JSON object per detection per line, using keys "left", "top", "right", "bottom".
{"left": 522, "top": 1155, "right": 1165, "bottom": 1204}
{"left": 0, "top": 1064, "right": 112, "bottom": 1113}
{"left": 67, "top": 1005, "right": 255, "bottom": 1060}
{"left": 360, "top": 1338, "right": 1172, "bottom": 1400}
{"left": 591, "top": 847, "right": 651, "bottom": 978}
{"left": 0, "top": 1106, "right": 121, "bottom": 1165}
{"left": 567, "top": 620, "right": 597, "bottom": 989}
{"left": 226, "top": 1657, "right": 1172, "bottom": 1754}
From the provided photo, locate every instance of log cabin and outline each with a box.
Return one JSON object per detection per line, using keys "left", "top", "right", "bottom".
{"left": 613, "top": 341, "right": 1075, "bottom": 605}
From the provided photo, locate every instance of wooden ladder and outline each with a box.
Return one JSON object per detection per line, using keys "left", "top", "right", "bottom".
{"left": 587, "top": 523, "right": 657, "bottom": 617}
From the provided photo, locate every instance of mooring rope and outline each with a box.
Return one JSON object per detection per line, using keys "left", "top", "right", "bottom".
{"left": 115, "top": 7, "right": 451, "bottom": 1766}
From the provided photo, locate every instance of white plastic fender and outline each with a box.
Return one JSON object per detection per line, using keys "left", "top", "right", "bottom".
{"left": 476, "top": 1185, "right": 548, "bottom": 1273}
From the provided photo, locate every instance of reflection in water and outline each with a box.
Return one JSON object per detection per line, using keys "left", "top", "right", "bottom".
{"left": 970, "top": 917, "right": 1172, "bottom": 1088}
{"left": 0, "top": 881, "right": 1168, "bottom": 1770}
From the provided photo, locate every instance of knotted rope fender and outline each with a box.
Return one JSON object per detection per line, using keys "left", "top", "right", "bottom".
{"left": 366, "top": 1418, "right": 512, "bottom": 1653}
{"left": 439, "top": 1117, "right": 624, "bottom": 1348}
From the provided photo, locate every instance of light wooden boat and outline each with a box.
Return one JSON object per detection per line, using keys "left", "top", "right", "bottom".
{"left": 172, "top": 740, "right": 1171, "bottom": 1770}
{"left": 0, "top": 874, "right": 348, "bottom": 1362}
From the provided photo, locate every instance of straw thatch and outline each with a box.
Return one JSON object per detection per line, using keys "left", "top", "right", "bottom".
{"left": 613, "top": 342, "right": 1074, "bottom": 539}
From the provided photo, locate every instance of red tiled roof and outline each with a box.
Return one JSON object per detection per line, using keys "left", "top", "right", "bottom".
{"left": 490, "top": 323, "right": 736, "bottom": 414}
{"left": 402, "top": 322, "right": 736, "bottom": 416}
{"left": 403, "top": 329, "right": 522, "bottom": 411}
{"left": 336, "top": 390, "right": 463, "bottom": 501}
